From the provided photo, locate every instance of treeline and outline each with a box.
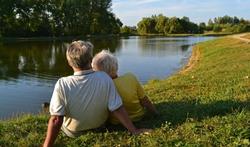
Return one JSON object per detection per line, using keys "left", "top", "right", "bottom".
{"left": 121, "top": 14, "right": 250, "bottom": 35}
{"left": 136, "top": 14, "right": 201, "bottom": 35}
{"left": 1, "top": 2, "right": 250, "bottom": 38}
{"left": 206, "top": 15, "right": 250, "bottom": 33}
{"left": 0, "top": 0, "right": 122, "bottom": 37}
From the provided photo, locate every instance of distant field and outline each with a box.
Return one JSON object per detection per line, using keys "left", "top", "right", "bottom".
{"left": 0, "top": 36, "right": 250, "bottom": 146}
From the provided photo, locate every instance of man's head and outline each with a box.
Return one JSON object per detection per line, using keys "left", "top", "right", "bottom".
{"left": 66, "top": 41, "right": 93, "bottom": 69}
{"left": 92, "top": 50, "right": 118, "bottom": 78}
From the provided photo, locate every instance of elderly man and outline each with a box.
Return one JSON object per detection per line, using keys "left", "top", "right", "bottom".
{"left": 43, "top": 41, "right": 149, "bottom": 147}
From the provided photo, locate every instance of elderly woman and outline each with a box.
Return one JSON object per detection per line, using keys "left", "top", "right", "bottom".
{"left": 92, "top": 50, "right": 158, "bottom": 124}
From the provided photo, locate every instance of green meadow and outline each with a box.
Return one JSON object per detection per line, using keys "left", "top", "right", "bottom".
{"left": 0, "top": 35, "right": 250, "bottom": 146}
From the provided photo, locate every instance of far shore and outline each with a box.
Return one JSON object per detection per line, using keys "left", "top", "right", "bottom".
{"left": 0, "top": 32, "right": 234, "bottom": 42}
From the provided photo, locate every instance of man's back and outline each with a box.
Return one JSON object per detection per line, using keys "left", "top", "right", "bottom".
{"left": 50, "top": 70, "right": 122, "bottom": 132}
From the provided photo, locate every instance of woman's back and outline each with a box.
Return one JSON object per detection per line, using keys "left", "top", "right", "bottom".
{"left": 109, "top": 73, "right": 145, "bottom": 124}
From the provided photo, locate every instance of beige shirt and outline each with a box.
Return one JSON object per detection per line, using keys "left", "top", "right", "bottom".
{"left": 50, "top": 70, "right": 122, "bottom": 132}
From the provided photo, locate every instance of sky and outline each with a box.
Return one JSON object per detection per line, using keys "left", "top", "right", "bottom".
{"left": 111, "top": 0, "right": 250, "bottom": 26}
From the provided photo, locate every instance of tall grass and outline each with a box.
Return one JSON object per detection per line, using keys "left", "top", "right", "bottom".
{"left": 0, "top": 37, "right": 250, "bottom": 146}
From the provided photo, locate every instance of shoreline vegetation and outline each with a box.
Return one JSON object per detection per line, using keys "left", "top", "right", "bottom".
{"left": 0, "top": 33, "right": 250, "bottom": 146}
{"left": 0, "top": 32, "right": 233, "bottom": 43}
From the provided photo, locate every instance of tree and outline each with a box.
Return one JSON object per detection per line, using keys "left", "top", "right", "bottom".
{"left": 207, "top": 15, "right": 250, "bottom": 33}
{"left": 0, "top": 0, "right": 122, "bottom": 37}
{"left": 213, "top": 24, "right": 222, "bottom": 32}
{"left": 120, "top": 26, "right": 136, "bottom": 35}
{"left": 198, "top": 22, "right": 206, "bottom": 33}
{"left": 233, "top": 16, "right": 240, "bottom": 24}
{"left": 155, "top": 14, "right": 168, "bottom": 33}
{"left": 137, "top": 17, "right": 156, "bottom": 35}
{"left": 180, "top": 16, "right": 199, "bottom": 34}
{"left": 164, "top": 17, "right": 184, "bottom": 34}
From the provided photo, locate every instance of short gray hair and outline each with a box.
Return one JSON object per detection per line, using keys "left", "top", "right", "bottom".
{"left": 66, "top": 40, "right": 93, "bottom": 69}
{"left": 92, "top": 50, "right": 118, "bottom": 76}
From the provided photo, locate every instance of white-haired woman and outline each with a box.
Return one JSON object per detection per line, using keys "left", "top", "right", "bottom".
{"left": 92, "top": 50, "right": 158, "bottom": 124}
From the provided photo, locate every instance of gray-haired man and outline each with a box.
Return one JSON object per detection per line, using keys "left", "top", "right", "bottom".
{"left": 43, "top": 41, "right": 149, "bottom": 147}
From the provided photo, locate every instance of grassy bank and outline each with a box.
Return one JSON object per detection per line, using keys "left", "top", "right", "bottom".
{"left": 0, "top": 36, "right": 250, "bottom": 146}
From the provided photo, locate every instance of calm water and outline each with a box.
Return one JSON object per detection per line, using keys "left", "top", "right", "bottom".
{"left": 0, "top": 36, "right": 214, "bottom": 119}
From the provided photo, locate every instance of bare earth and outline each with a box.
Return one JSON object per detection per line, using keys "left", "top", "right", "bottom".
{"left": 231, "top": 33, "right": 250, "bottom": 43}
{"left": 179, "top": 45, "right": 200, "bottom": 74}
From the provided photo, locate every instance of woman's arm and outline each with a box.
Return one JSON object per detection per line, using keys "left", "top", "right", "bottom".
{"left": 111, "top": 105, "right": 152, "bottom": 134}
{"left": 140, "top": 96, "right": 159, "bottom": 115}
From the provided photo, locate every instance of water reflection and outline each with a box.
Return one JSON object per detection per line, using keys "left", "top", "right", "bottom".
{"left": 89, "top": 37, "right": 122, "bottom": 54}
{"left": 0, "top": 42, "right": 68, "bottom": 80}
{"left": 137, "top": 37, "right": 191, "bottom": 57}
{"left": 0, "top": 37, "right": 122, "bottom": 82}
{"left": 0, "top": 36, "right": 214, "bottom": 119}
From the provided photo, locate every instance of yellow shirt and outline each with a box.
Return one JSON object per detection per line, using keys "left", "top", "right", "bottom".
{"left": 109, "top": 73, "right": 145, "bottom": 124}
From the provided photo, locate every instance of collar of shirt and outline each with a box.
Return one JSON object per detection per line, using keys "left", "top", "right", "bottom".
{"left": 74, "top": 69, "right": 95, "bottom": 76}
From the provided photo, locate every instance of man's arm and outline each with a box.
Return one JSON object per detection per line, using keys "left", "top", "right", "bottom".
{"left": 111, "top": 105, "right": 151, "bottom": 135}
{"left": 43, "top": 115, "right": 63, "bottom": 147}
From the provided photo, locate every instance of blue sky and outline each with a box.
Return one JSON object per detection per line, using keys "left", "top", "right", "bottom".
{"left": 112, "top": 0, "right": 250, "bottom": 26}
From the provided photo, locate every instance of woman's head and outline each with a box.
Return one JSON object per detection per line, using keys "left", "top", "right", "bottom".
{"left": 92, "top": 50, "right": 118, "bottom": 78}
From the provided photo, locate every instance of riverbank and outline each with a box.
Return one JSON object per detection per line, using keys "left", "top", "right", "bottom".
{"left": 0, "top": 34, "right": 250, "bottom": 146}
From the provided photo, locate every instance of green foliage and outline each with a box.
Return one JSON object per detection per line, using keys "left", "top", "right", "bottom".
{"left": 120, "top": 26, "right": 137, "bottom": 35}
{"left": 0, "top": 36, "right": 250, "bottom": 146}
{"left": 137, "top": 17, "right": 157, "bottom": 35}
{"left": 164, "top": 17, "right": 184, "bottom": 34}
{"left": 137, "top": 14, "right": 200, "bottom": 35}
{"left": 0, "top": 0, "right": 122, "bottom": 37}
{"left": 213, "top": 24, "right": 222, "bottom": 32}
{"left": 205, "top": 15, "right": 250, "bottom": 33}
{"left": 180, "top": 17, "right": 199, "bottom": 34}
{"left": 154, "top": 14, "right": 168, "bottom": 33}
{"left": 198, "top": 22, "right": 206, "bottom": 34}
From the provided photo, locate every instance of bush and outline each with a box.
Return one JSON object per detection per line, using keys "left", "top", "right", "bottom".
{"left": 120, "top": 26, "right": 136, "bottom": 35}
{"left": 213, "top": 25, "right": 222, "bottom": 32}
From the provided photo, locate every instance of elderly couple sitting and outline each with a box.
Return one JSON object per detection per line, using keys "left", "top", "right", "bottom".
{"left": 43, "top": 40, "right": 158, "bottom": 147}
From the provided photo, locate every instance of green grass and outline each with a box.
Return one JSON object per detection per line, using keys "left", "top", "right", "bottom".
{"left": 0, "top": 37, "right": 250, "bottom": 146}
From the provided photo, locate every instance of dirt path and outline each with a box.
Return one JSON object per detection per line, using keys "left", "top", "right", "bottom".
{"left": 231, "top": 33, "right": 250, "bottom": 43}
